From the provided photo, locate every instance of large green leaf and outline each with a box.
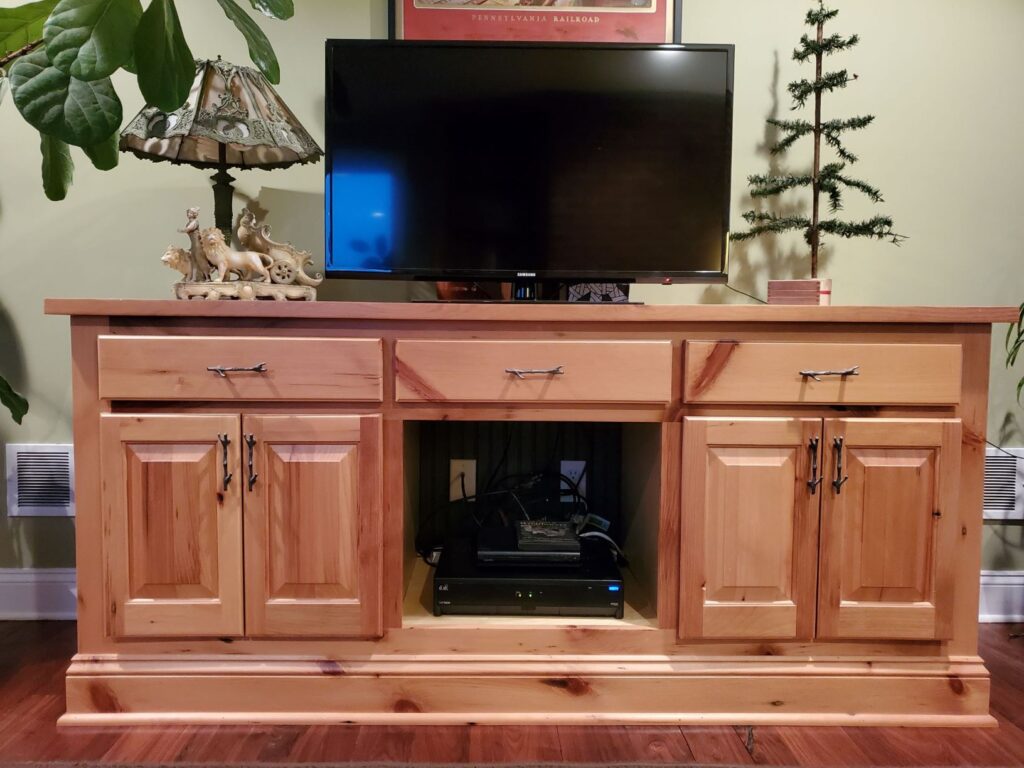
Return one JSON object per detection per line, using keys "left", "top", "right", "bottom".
{"left": 215, "top": 0, "right": 279, "bottom": 84}
{"left": 10, "top": 47, "right": 122, "bottom": 146}
{"left": 134, "top": 0, "right": 193, "bottom": 112}
{"left": 44, "top": 0, "right": 142, "bottom": 81}
{"left": 82, "top": 129, "right": 118, "bottom": 170}
{"left": 0, "top": 0, "right": 58, "bottom": 57}
{"left": 40, "top": 131, "right": 74, "bottom": 200}
{"left": 248, "top": 0, "right": 293, "bottom": 20}
{"left": 0, "top": 374, "right": 28, "bottom": 425}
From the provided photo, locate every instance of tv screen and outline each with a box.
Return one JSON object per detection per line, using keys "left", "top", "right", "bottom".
{"left": 325, "top": 41, "right": 733, "bottom": 282}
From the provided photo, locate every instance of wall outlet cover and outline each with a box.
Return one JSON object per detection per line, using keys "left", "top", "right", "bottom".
{"left": 449, "top": 459, "right": 477, "bottom": 502}
{"left": 560, "top": 460, "right": 587, "bottom": 501}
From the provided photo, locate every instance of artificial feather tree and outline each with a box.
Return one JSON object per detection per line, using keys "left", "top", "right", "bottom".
{"left": 732, "top": 1, "right": 903, "bottom": 278}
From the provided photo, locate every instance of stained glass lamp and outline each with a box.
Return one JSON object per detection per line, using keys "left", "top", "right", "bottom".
{"left": 120, "top": 57, "right": 323, "bottom": 241}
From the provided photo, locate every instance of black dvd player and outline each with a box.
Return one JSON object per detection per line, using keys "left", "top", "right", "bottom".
{"left": 433, "top": 537, "right": 624, "bottom": 618}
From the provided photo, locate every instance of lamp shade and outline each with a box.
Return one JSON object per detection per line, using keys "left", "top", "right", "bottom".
{"left": 120, "top": 58, "right": 322, "bottom": 170}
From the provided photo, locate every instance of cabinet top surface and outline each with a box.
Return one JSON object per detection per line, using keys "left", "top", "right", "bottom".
{"left": 44, "top": 298, "right": 1017, "bottom": 325}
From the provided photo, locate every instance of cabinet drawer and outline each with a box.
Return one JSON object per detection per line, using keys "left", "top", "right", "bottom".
{"left": 684, "top": 341, "right": 962, "bottom": 405}
{"left": 395, "top": 340, "right": 674, "bottom": 403}
{"left": 98, "top": 336, "right": 383, "bottom": 401}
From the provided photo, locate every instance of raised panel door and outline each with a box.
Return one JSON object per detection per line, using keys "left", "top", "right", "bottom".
{"left": 243, "top": 414, "right": 383, "bottom": 637}
{"left": 680, "top": 417, "right": 822, "bottom": 640}
{"left": 817, "top": 418, "right": 961, "bottom": 640}
{"left": 100, "top": 414, "right": 243, "bottom": 638}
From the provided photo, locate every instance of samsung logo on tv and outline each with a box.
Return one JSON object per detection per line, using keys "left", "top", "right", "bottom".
{"left": 517, "top": 272, "right": 536, "bottom": 277}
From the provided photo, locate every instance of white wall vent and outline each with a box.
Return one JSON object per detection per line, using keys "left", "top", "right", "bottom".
{"left": 4, "top": 444, "right": 75, "bottom": 517}
{"left": 983, "top": 447, "right": 1024, "bottom": 521}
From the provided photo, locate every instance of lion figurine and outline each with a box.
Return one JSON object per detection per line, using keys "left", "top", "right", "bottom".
{"left": 201, "top": 228, "right": 273, "bottom": 282}
{"left": 161, "top": 245, "right": 194, "bottom": 281}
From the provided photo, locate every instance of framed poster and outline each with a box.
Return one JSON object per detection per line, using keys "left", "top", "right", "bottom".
{"left": 393, "top": 1, "right": 681, "bottom": 44}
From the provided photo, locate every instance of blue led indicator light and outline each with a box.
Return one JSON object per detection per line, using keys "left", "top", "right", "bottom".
{"left": 607, "top": 585, "right": 621, "bottom": 592}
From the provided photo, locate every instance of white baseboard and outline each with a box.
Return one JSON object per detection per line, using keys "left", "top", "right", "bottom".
{"left": 0, "top": 568, "right": 77, "bottom": 620}
{"left": 979, "top": 570, "right": 1024, "bottom": 623}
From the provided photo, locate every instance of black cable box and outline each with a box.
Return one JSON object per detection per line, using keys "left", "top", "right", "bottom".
{"left": 433, "top": 537, "right": 624, "bottom": 618}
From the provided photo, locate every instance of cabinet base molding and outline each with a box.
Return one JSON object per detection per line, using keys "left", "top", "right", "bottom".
{"left": 62, "top": 656, "right": 993, "bottom": 727}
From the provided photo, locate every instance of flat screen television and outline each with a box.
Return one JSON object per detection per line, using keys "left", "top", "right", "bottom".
{"left": 325, "top": 40, "right": 733, "bottom": 283}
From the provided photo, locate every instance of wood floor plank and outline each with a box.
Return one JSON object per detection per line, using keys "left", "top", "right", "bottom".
{"left": 350, "top": 725, "right": 415, "bottom": 763}
{"left": 254, "top": 725, "right": 307, "bottom": 763}
{"left": 741, "top": 726, "right": 802, "bottom": 766}
{"left": 559, "top": 726, "right": 695, "bottom": 764}
{"left": 841, "top": 727, "right": 963, "bottom": 767}
{"left": 681, "top": 726, "right": 755, "bottom": 764}
{"left": 408, "top": 726, "right": 472, "bottom": 763}
{"left": 944, "top": 722, "right": 1024, "bottom": 767}
{"left": 287, "top": 725, "right": 361, "bottom": 763}
{"left": 98, "top": 726, "right": 196, "bottom": 764}
{"left": 170, "top": 725, "right": 259, "bottom": 764}
{"left": 988, "top": 714, "right": 1024, "bottom": 767}
{"left": 775, "top": 726, "right": 878, "bottom": 767}
{"left": 467, "top": 725, "right": 562, "bottom": 763}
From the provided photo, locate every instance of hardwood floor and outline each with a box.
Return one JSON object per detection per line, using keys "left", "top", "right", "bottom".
{"left": 1, "top": 621, "right": 1022, "bottom": 765}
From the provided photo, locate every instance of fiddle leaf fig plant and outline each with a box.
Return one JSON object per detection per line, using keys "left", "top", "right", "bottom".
{"left": 0, "top": 376, "right": 28, "bottom": 425}
{"left": 0, "top": 0, "right": 294, "bottom": 201}
{"left": 1008, "top": 302, "right": 1024, "bottom": 403}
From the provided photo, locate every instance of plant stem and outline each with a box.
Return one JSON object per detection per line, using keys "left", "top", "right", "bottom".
{"left": 0, "top": 39, "right": 43, "bottom": 69}
{"left": 810, "top": 14, "right": 823, "bottom": 279}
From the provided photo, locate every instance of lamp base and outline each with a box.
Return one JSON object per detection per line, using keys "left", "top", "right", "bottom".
{"left": 210, "top": 166, "right": 236, "bottom": 244}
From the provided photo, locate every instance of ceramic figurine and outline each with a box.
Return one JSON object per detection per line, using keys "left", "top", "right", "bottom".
{"left": 201, "top": 228, "right": 273, "bottom": 283}
{"left": 178, "top": 207, "right": 212, "bottom": 281}
{"left": 238, "top": 209, "right": 324, "bottom": 287}
{"left": 160, "top": 207, "right": 318, "bottom": 301}
{"left": 161, "top": 246, "right": 193, "bottom": 281}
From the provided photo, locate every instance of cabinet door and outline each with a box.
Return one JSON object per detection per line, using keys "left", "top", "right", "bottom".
{"left": 243, "top": 414, "right": 383, "bottom": 637}
{"left": 817, "top": 418, "right": 961, "bottom": 640}
{"left": 680, "top": 417, "right": 822, "bottom": 640}
{"left": 100, "top": 414, "right": 243, "bottom": 638}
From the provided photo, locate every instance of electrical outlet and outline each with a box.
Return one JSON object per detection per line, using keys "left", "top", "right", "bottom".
{"left": 449, "top": 459, "right": 476, "bottom": 502}
{"left": 560, "top": 460, "right": 587, "bottom": 501}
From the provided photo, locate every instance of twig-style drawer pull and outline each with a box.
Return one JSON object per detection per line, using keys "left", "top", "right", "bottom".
{"left": 207, "top": 362, "right": 268, "bottom": 378}
{"left": 505, "top": 365, "right": 565, "bottom": 380}
{"left": 799, "top": 365, "right": 860, "bottom": 382}
{"left": 218, "top": 433, "right": 233, "bottom": 491}
{"left": 244, "top": 434, "right": 258, "bottom": 491}
{"left": 832, "top": 436, "right": 849, "bottom": 494}
{"left": 807, "top": 437, "right": 822, "bottom": 494}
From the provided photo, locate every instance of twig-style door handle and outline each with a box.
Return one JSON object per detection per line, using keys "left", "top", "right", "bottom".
{"left": 207, "top": 362, "right": 268, "bottom": 378}
{"left": 807, "top": 437, "right": 822, "bottom": 494}
{"left": 505, "top": 365, "right": 565, "bottom": 379}
{"left": 800, "top": 365, "right": 860, "bottom": 382}
{"left": 832, "top": 437, "right": 849, "bottom": 494}
{"left": 245, "top": 434, "right": 258, "bottom": 491}
{"left": 218, "top": 433, "right": 233, "bottom": 490}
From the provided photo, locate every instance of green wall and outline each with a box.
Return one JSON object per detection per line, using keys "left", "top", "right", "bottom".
{"left": 0, "top": 0, "right": 1021, "bottom": 569}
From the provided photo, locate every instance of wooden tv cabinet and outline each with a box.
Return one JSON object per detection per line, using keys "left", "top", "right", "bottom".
{"left": 46, "top": 299, "right": 1016, "bottom": 727}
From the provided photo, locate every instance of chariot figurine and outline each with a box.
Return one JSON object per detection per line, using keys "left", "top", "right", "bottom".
{"left": 161, "top": 207, "right": 322, "bottom": 301}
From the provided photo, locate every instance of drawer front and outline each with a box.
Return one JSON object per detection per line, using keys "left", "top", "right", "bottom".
{"left": 98, "top": 336, "right": 383, "bottom": 401}
{"left": 395, "top": 340, "right": 674, "bottom": 403}
{"left": 684, "top": 341, "right": 962, "bottom": 405}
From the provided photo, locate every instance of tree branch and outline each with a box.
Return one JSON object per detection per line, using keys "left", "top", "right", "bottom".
{"left": 0, "top": 39, "right": 43, "bottom": 70}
